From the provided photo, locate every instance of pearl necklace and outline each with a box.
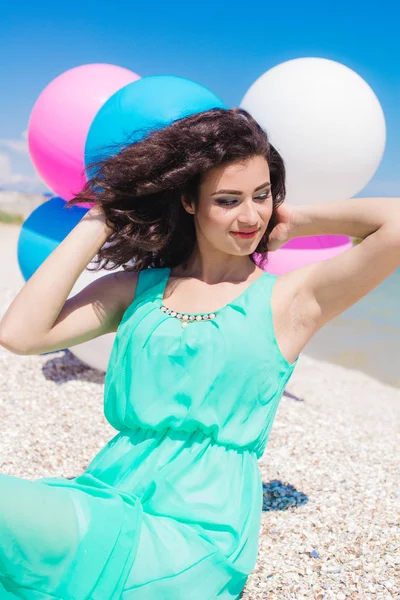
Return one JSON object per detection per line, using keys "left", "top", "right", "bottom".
{"left": 160, "top": 305, "right": 217, "bottom": 328}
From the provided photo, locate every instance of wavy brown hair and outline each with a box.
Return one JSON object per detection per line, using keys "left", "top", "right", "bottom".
{"left": 65, "top": 107, "right": 286, "bottom": 272}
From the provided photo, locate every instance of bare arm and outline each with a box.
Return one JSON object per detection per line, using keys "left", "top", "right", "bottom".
{"left": 290, "top": 196, "right": 400, "bottom": 239}
{"left": 285, "top": 197, "right": 400, "bottom": 329}
{"left": 0, "top": 206, "right": 131, "bottom": 355}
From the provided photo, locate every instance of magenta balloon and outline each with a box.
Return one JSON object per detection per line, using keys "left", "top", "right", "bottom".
{"left": 283, "top": 234, "right": 350, "bottom": 250}
{"left": 255, "top": 235, "right": 353, "bottom": 275}
{"left": 28, "top": 64, "right": 140, "bottom": 206}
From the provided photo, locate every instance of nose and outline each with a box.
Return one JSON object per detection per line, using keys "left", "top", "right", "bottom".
{"left": 237, "top": 199, "right": 259, "bottom": 228}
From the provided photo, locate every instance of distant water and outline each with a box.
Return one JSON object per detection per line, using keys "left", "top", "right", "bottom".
{"left": 303, "top": 267, "right": 400, "bottom": 388}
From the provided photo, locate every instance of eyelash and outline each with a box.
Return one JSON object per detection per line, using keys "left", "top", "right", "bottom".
{"left": 217, "top": 192, "right": 271, "bottom": 206}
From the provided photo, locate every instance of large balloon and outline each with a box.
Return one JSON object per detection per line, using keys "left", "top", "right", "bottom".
{"left": 85, "top": 75, "right": 227, "bottom": 168}
{"left": 28, "top": 64, "right": 140, "bottom": 206}
{"left": 240, "top": 57, "right": 386, "bottom": 205}
{"left": 256, "top": 235, "right": 353, "bottom": 275}
{"left": 18, "top": 196, "right": 88, "bottom": 280}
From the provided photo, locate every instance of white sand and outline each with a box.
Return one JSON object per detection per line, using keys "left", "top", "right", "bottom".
{"left": 0, "top": 223, "right": 399, "bottom": 599}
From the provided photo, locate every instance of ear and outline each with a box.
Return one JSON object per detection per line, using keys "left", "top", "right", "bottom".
{"left": 181, "top": 193, "right": 196, "bottom": 215}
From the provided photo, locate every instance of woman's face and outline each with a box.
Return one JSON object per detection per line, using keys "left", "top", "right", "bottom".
{"left": 184, "top": 155, "right": 273, "bottom": 257}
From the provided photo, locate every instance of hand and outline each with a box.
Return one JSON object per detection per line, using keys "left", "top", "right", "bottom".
{"left": 84, "top": 204, "right": 106, "bottom": 219}
{"left": 267, "top": 203, "right": 296, "bottom": 251}
{"left": 81, "top": 204, "right": 114, "bottom": 234}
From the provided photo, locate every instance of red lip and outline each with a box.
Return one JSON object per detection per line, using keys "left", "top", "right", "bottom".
{"left": 231, "top": 228, "right": 259, "bottom": 235}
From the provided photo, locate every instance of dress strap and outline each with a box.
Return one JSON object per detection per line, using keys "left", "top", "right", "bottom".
{"left": 129, "top": 267, "right": 169, "bottom": 311}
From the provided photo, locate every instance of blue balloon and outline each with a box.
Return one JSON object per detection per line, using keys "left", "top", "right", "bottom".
{"left": 18, "top": 197, "right": 88, "bottom": 281}
{"left": 85, "top": 74, "right": 227, "bottom": 168}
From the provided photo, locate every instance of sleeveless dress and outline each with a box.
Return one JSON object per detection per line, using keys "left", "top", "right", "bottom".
{"left": 0, "top": 266, "right": 299, "bottom": 600}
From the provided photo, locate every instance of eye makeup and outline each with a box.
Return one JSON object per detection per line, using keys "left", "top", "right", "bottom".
{"left": 217, "top": 191, "right": 271, "bottom": 207}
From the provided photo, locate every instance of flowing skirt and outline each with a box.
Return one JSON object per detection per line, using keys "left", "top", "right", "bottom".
{"left": 0, "top": 426, "right": 262, "bottom": 599}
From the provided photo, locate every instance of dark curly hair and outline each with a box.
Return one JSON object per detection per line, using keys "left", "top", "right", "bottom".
{"left": 65, "top": 107, "right": 286, "bottom": 272}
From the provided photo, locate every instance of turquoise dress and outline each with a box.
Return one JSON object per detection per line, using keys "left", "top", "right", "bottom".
{"left": 0, "top": 266, "right": 299, "bottom": 600}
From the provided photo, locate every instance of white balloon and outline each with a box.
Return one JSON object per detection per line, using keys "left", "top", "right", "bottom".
{"left": 67, "top": 265, "right": 126, "bottom": 372}
{"left": 240, "top": 57, "right": 386, "bottom": 205}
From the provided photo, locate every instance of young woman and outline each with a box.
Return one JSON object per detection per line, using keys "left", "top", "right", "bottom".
{"left": 1, "top": 108, "right": 399, "bottom": 600}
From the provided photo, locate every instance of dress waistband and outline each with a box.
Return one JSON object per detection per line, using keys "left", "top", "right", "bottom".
{"left": 119, "top": 424, "right": 261, "bottom": 457}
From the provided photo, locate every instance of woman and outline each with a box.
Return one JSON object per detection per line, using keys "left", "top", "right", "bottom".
{"left": 0, "top": 107, "right": 399, "bottom": 599}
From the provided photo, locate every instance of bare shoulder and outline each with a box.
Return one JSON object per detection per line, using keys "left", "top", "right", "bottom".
{"left": 270, "top": 268, "right": 321, "bottom": 365}
{"left": 112, "top": 269, "right": 140, "bottom": 315}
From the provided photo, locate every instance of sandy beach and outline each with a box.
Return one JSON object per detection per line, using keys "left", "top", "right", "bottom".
{"left": 0, "top": 223, "right": 399, "bottom": 599}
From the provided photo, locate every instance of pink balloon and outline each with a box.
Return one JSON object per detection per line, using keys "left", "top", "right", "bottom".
{"left": 28, "top": 64, "right": 140, "bottom": 207}
{"left": 255, "top": 235, "right": 353, "bottom": 275}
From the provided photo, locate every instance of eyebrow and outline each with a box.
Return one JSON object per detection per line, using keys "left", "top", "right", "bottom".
{"left": 211, "top": 181, "right": 271, "bottom": 196}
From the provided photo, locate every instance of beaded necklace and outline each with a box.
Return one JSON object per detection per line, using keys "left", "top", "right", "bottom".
{"left": 159, "top": 304, "right": 217, "bottom": 328}
{"left": 159, "top": 267, "right": 268, "bottom": 328}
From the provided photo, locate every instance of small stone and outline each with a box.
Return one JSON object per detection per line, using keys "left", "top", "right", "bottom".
{"left": 325, "top": 565, "right": 342, "bottom": 574}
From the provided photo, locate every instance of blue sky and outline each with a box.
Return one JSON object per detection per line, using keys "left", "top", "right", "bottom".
{"left": 1, "top": 0, "right": 399, "bottom": 197}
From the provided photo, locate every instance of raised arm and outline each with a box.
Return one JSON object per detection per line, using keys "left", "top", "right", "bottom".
{"left": 284, "top": 197, "right": 400, "bottom": 329}
{"left": 0, "top": 206, "right": 122, "bottom": 355}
